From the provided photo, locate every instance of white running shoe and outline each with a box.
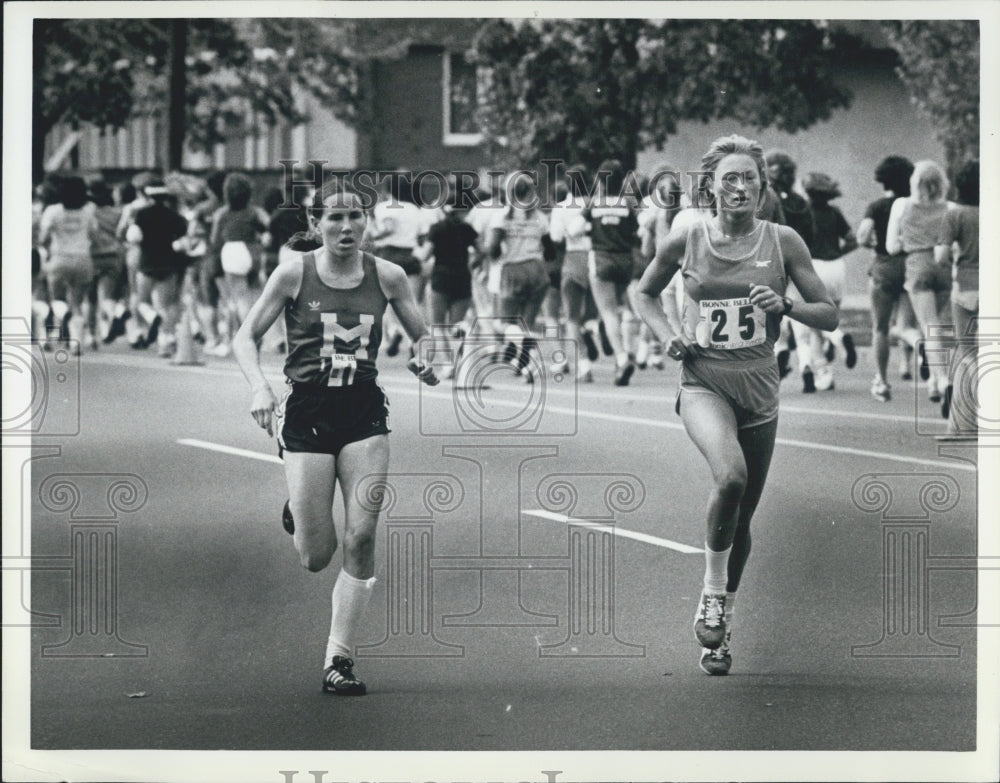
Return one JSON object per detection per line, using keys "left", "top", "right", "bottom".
{"left": 871, "top": 376, "right": 891, "bottom": 402}
{"left": 693, "top": 592, "right": 727, "bottom": 649}
{"left": 815, "top": 368, "right": 835, "bottom": 391}
{"left": 207, "top": 341, "right": 232, "bottom": 358}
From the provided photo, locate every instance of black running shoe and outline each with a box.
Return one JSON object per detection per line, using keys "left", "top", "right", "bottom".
{"left": 843, "top": 333, "right": 857, "bottom": 369}
{"left": 501, "top": 340, "right": 519, "bottom": 366}
{"left": 282, "top": 499, "right": 294, "bottom": 535}
{"left": 146, "top": 314, "right": 162, "bottom": 347}
{"left": 918, "top": 343, "right": 930, "bottom": 381}
{"left": 823, "top": 338, "right": 835, "bottom": 363}
{"left": 941, "top": 384, "right": 953, "bottom": 420}
{"left": 56, "top": 315, "right": 71, "bottom": 346}
{"left": 581, "top": 330, "right": 599, "bottom": 362}
{"left": 323, "top": 656, "right": 367, "bottom": 696}
{"left": 613, "top": 359, "right": 635, "bottom": 387}
{"left": 386, "top": 332, "right": 403, "bottom": 357}
{"left": 598, "top": 321, "right": 614, "bottom": 356}
{"left": 802, "top": 368, "right": 816, "bottom": 393}
{"left": 103, "top": 312, "right": 127, "bottom": 344}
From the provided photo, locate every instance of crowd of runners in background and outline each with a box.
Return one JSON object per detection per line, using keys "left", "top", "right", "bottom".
{"left": 30, "top": 150, "right": 979, "bottom": 423}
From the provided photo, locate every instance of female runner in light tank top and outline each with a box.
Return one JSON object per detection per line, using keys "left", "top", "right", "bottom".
{"left": 635, "top": 135, "right": 837, "bottom": 675}
{"left": 233, "top": 182, "right": 438, "bottom": 696}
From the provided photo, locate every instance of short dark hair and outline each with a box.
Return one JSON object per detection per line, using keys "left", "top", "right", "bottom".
{"left": 88, "top": 179, "right": 114, "bottom": 207}
{"left": 262, "top": 186, "right": 284, "bottom": 215}
{"left": 954, "top": 159, "right": 979, "bottom": 206}
{"left": 59, "top": 176, "right": 89, "bottom": 210}
{"left": 118, "top": 182, "right": 137, "bottom": 204}
{"left": 223, "top": 173, "right": 253, "bottom": 210}
{"left": 874, "top": 155, "right": 914, "bottom": 197}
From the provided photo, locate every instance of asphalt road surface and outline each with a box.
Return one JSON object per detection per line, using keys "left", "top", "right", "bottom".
{"left": 24, "top": 338, "right": 980, "bottom": 755}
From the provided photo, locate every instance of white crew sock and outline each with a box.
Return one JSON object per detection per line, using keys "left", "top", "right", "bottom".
{"left": 49, "top": 299, "right": 69, "bottom": 325}
{"left": 324, "top": 570, "right": 376, "bottom": 667}
{"left": 725, "top": 591, "right": 737, "bottom": 625}
{"left": 703, "top": 544, "right": 732, "bottom": 595}
{"left": 137, "top": 301, "right": 158, "bottom": 325}
{"left": 32, "top": 301, "right": 51, "bottom": 339}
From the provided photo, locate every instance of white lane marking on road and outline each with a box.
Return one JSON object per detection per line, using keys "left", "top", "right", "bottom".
{"left": 524, "top": 509, "right": 703, "bottom": 554}
{"left": 394, "top": 386, "right": 977, "bottom": 473}
{"left": 89, "top": 355, "right": 973, "bottom": 473}
{"left": 516, "top": 377, "right": 941, "bottom": 425}
{"left": 177, "top": 438, "right": 283, "bottom": 464}
{"left": 174, "top": 438, "right": 701, "bottom": 554}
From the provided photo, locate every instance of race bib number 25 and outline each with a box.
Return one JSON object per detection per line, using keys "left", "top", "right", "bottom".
{"left": 695, "top": 297, "right": 766, "bottom": 350}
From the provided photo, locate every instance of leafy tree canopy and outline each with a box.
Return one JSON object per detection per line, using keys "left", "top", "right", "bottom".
{"left": 881, "top": 20, "right": 979, "bottom": 172}
{"left": 34, "top": 18, "right": 360, "bottom": 152}
{"left": 470, "top": 19, "right": 859, "bottom": 171}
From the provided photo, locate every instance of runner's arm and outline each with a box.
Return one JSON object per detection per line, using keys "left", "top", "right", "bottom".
{"left": 772, "top": 226, "right": 838, "bottom": 331}
{"left": 233, "top": 260, "right": 300, "bottom": 390}
{"left": 377, "top": 260, "right": 439, "bottom": 386}
{"left": 634, "top": 226, "right": 687, "bottom": 346}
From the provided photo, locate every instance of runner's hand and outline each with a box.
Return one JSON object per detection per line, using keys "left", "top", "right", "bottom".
{"left": 666, "top": 334, "right": 695, "bottom": 361}
{"left": 408, "top": 357, "right": 440, "bottom": 386}
{"left": 250, "top": 385, "right": 277, "bottom": 437}
{"left": 749, "top": 284, "right": 785, "bottom": 314}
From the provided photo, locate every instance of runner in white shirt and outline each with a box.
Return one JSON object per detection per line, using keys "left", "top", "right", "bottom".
{"left": 549, "top": 167, "right": 595, "bottom": 381}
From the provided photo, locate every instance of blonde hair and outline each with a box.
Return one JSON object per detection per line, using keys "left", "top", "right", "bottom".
{"left": 700, "top": 134, "right": 768, "bottom": 189}
{"left": 910, "top": 160, "right": 948, "bottom": 204}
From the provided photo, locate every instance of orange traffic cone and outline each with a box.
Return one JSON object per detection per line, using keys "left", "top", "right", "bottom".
{"left": 172, "top": 311, "right": 204, "bottom": 366}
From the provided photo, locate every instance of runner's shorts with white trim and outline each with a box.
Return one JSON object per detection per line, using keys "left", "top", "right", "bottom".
{"left": 275, "top": 379, "right": 390, "bottom": 457}
{"left": 676, "top": 355, "right": 780, "bottom": 430}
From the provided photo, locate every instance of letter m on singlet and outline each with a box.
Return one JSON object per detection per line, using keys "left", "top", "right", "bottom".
{"left": 320, "top": 313, "right": 374, "bottom": 386}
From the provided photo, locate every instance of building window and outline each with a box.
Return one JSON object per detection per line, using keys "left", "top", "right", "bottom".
{"left": 442, "top": 51, "right": 483, "bottom": 146}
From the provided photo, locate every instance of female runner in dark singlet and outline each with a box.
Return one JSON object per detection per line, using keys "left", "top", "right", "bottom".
{"left": 635, "top": 135, "right": 837, "bottom": 675}
{"left": 233, "top": 182, "right": 438, "bottom": 696}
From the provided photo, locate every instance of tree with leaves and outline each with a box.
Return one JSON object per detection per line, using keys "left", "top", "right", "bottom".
{"left": 471, "top": 19, "right": 860, "bottom": 172}
{"left": 881, "top": 20, "right": 979, "bottom": 173}
{"left": 32, "top": 18, "right": 360, "bottom": 178}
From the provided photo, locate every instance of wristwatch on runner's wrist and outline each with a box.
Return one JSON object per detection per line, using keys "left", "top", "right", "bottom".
{"left": 781, "top": 296, "right": 793, "bottom": 315}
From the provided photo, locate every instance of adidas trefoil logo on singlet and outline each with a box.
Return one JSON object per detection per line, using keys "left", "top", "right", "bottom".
{"left": 754, "top": 260, "right": 772, "bottom": 268}
{"left": 308, "top": 300, "right": 321, "bottom": 311}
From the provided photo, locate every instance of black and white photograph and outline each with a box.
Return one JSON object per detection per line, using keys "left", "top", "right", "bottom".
{"left": 3, "top": 2, "right": 998, "bottom": 782}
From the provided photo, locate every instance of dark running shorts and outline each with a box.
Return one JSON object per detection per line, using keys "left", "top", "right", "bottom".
{"left": 868, "top": 254, "right": 905, "bottom": 296}
{"left": 431, "top": 268, "right": 472, "bottom": 302}
{"left": 675, "top": 355, "right": 780, "bottom": 430}
{"left": 275, "top": 379, "right": 390, "bottom": 457}
{"left": 378, "top": 246, "right": 422, "bottom": 277}
{"left": 590, "top": 249, "right": 633, "bottom": 286}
